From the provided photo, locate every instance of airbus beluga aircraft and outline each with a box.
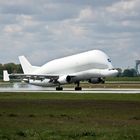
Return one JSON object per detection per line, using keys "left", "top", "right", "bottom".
{"left": 3, "top": 50, "right": 118, "bottom": 90}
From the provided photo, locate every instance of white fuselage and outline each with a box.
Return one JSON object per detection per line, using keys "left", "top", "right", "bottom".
{"left": 27, "top": 50, "right": 118, "bottom": 86}
{"left": 3, "top": 49, "right": 118, "bottom": 89}
{"left": 33, "top": 50, "right": 113, "bottom": 75}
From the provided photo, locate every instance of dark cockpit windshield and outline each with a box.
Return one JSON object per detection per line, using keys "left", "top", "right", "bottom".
{"left": 107, "top": 58, "right": 111, "bottom": 63}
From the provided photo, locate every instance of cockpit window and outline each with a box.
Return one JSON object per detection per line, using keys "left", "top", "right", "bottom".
{"left": 107, "top": 58, "right": 111, "bottom": 62}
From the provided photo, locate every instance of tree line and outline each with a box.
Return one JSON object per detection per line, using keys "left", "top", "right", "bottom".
{"left": 0, "top": 63, "right": 139, "bottom": 79}
{"left": 117, "top": 68, "right": 138, "bottom": 77}
{"left": 0, "top": 63, "right": 23, "bottom": 79}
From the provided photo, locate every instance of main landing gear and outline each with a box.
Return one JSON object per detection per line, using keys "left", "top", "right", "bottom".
{"left": 56, "top": 86, "right": 63, "bottom": 91}
{"left": 75, "top": 81, "right": 82, "bottom": 91}
{"left": 56, "top": 81, "right": 82, "bottom": 91}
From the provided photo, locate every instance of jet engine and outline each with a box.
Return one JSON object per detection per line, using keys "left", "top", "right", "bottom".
{"left": 88, "top": 78, "right": 105, "bottom": 84}
{"left": 57, "top": 75, "right": 72, "bottom": 84}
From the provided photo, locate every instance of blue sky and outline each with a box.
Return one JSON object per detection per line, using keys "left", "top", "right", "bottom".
{"left": 0, "top": 0, "right": 140, "bottom": 69}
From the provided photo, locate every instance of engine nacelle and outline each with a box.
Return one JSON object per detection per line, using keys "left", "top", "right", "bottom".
{"left": 57, "top": 75, "right": 72, "bottom": 84}
{"left": 88, "top": 78, "right": 105, "bottom": 84}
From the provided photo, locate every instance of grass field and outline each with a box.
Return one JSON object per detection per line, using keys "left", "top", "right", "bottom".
{"left": 0, "top": 93, "right": 140, "bottom": 140}
{"left": 106, "top": 77, "right": 140, "bottom": 81}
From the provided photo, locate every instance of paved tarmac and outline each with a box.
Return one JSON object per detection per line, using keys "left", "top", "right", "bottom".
{"left": 0, "top": 87, "right": 140, "bottom": 93}
{"left": 0, "top": 83, "right": 140, "bottom": 93}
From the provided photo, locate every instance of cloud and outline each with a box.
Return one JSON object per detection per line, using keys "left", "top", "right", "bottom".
{"left": 77, "top": 7, "right": 95, "bottom": 22}
{"left": 3, "top": 24, "right": 22, "bottom": 33}
{"left": 106, "top": 0, "right": 139, "bottom": 14}
{"left": 0, "top": 0, "right": 140, "bottom": 69}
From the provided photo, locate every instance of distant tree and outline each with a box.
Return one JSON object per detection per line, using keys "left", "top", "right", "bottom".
{"left": 16, "top": 64, "right": 23, "bottom": 73}
{"left": 0, "top": 64, "right": 3, "bottom": 79}
{"left": 122, "top": 68, "right": 137, "bottom": 77}
{"left": 3, "top": 63, "right": 17, "bottom": 74}
{"left": 0, "top": 63, "right": 23, "bottom": 79}
{"left": 116, "top": 68, "right": 122, "bottom": 77}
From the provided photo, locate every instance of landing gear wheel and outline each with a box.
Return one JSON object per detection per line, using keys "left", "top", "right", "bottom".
{"left": 75, "top": 87, "right": 82, "bottom": 91}
{"left": 75, "top": 81, "right": 82, "bottom": 91}
{"left": 56, "top": 87, "right": 63, "bottom": 91}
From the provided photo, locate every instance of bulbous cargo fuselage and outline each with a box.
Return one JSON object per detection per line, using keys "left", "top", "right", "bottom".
{"left": 25, "top": 50, "right": 118, "bottom": 87}
{"left": 34, "top": 50, "right": 114, "bottom": 75}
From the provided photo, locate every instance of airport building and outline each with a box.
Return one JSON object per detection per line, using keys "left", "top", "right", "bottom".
{"left": 135, "top": 60, "right": 140, "bottom": 75}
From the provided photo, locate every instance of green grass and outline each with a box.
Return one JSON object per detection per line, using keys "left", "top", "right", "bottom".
{"left": 0, "top": 93, "right": 140, "bottom": 140}
{"left": 0, "top": 92, "right": 140, "bottom": 101}
{"left": 106, "top": 77, "right": 140, "bottom": 81}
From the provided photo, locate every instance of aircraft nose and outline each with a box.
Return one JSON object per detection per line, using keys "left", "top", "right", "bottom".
{"left": 112, "top": 69, "right": 118, "bottom": 76}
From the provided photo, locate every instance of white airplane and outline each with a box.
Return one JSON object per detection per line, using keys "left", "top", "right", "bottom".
{"left": 3, "top": 50, "right": 118, "bottom": 90}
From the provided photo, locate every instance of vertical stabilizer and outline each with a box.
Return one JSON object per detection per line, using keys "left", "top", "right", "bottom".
{"left": 19, "top": 56, "right": 39, "bottom": 74}
{"left": 3, "top": 70, "right": 10, "bottom": 81}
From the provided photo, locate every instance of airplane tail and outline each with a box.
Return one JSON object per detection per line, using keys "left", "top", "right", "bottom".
{"left": 19, "top": 56, "right": 40, "bottom": 74}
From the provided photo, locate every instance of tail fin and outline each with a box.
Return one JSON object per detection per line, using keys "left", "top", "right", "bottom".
{"left": 3, "top": 70, "right": 10, "bottom": 81}
{"left": 19, "top": 56, "right": 39, "bottom": 74}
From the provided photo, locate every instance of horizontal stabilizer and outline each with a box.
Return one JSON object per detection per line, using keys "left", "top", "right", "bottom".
{"left": 3, "top": 70, "right": 10, "bottom": 81}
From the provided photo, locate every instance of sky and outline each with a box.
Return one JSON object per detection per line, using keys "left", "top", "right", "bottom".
{"left": 0, "top": 0, "right": 140, "bottom": 69}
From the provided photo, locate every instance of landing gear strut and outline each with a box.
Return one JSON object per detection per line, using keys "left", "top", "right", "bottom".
{"left": 75, "top": 81, "right": 82, "bottom": 91}
{"left": 56, "top": 85, "right": 63, "bottom": 91}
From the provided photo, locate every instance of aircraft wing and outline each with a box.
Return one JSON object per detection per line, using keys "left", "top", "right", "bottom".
{"left": 11, "top": 73, "right": 59, "bottom": 80}
{"left": 3, "top": 70, "right": 59, "bottom": 81}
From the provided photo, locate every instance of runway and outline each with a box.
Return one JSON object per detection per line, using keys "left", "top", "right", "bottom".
{"left": 0, "top": 83, "right": 140, "bottom": 93}
{"left": 0, "top": 87, "right": 140, "bottom": 93}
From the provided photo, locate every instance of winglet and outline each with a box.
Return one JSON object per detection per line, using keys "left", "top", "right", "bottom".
{"left": 3, "top": 70, "right": 10, "bottom": 81}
